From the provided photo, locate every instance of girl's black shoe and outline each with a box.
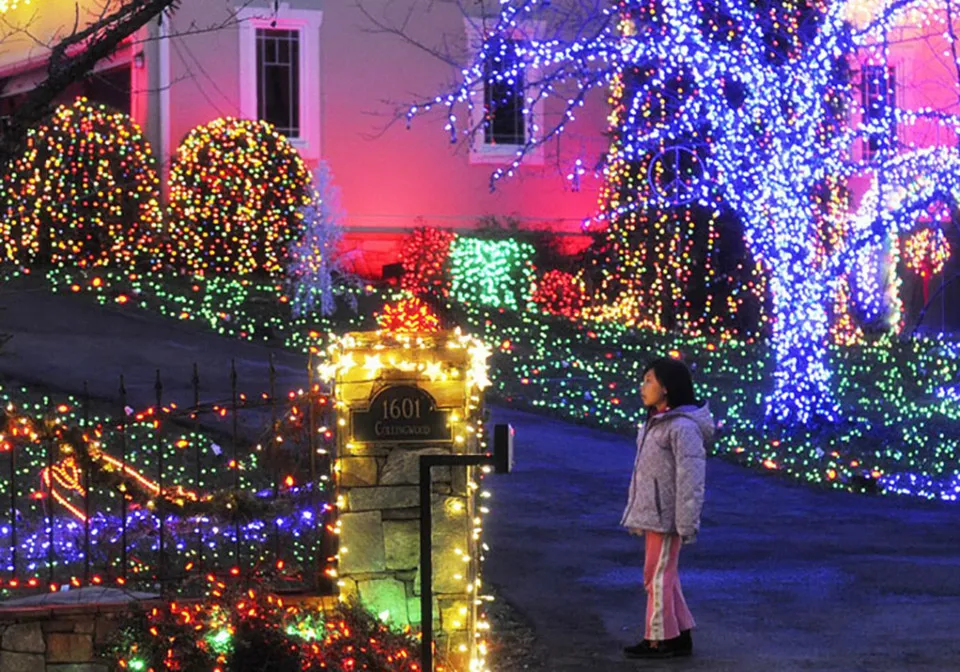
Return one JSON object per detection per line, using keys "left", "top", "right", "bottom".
{"left": 623, "top": 639, "right": 676, "bottom": 659}
{"left": 623, "top": 631, "right": 692, "bottom": 659}
{"left": 667, "top": 629, "right": 693, "bottom": 656}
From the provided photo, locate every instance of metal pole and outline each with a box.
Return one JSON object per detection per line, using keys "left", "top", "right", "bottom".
{"left": 119, "top": 376, "right": 128, "bottom": 582}
{"left": 155, "top": 370, "right": 165, "bottom": 586}
{"left": 269, "top": 354, "right": 279, "bottom": 560}
{"left": 307, "top": 350, "right": 318, "bottom": 585}
{"left": 9, "top": 425, "right": 17, "bottom": 577}
{"left": 82, "top": 382, "right": 91, "bottom": 583}
{"left": 45, "top": 397, "right": 54, "bottom": 586}
{"left": 192, "top": 363, "right": 203, "bottom": 571}
{"left": 231, "top": 360, "right": 241, "bottom": 570}
{"left": 419, "top": 457, "right": 435, "bottom": 672}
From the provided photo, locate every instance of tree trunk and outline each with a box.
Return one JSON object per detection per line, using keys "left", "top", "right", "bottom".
{"left": 765, "top": 270, "right": 839, "bottom": 425}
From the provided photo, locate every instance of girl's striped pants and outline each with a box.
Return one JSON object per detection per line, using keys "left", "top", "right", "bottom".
{"left": 644, "top": 530, "right": 696, "bottom": 641}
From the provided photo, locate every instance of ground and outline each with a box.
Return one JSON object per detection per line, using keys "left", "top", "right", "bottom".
{"left": 484, "top": 406, "right": 960, "bottom": 671}
{"left": 1, "top": 285, "right": 959, "bottom": 671}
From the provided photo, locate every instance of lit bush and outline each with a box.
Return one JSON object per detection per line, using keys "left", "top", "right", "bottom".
{"left": 167, "top": 118, "right": 312, "bottom": 276}
{"left": 0, "top": 97, "right": 162, "bottom": 267}
{"left": 448, "top": 237, "right": 536, "bottom": 310}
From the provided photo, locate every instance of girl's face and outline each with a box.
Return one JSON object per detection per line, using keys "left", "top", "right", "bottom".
{"left": 641, "top": 369, "right": 669, "bottom": 410}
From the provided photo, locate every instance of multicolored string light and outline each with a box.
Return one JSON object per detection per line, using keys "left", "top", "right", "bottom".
{"left": 0, "top": 381, "right": 334, "bottom": 594}
{"left": 904, "top": 227, "right": 951, "bottom": 303}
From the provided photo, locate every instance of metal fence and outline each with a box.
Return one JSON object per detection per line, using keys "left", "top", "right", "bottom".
{"left": 0, "top": 357, "right": 336, "bottom": 598}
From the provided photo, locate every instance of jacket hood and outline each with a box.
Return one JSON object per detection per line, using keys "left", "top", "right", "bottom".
{"left": 653, "top": 403, "right": 715, "bottom": 443}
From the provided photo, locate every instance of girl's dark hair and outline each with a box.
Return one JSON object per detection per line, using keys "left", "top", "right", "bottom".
{"left": 643, "top": 357, "right": 697, "bottom": 410}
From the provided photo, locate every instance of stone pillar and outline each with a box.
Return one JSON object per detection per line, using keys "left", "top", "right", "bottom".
{"left": 330, "top": 331, "right": 488, "bottom": 671}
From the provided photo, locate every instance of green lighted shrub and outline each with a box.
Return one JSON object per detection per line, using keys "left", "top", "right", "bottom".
{"left": 448, "top": 237, "right": 536, "bottom": 310}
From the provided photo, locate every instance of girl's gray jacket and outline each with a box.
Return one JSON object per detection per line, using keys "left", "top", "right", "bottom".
{"left": 620, "top": 404, "right": 714, "bottom": 538}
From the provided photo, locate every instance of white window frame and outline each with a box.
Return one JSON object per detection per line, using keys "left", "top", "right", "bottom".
{"left": 464, "top": 16, "right": 545, "bottom": 166}
{"left": 859, "top": 59, "right": 902, "bottom": 163}
{"left": 238, "top": 3, "right": 322, "bottom": 156}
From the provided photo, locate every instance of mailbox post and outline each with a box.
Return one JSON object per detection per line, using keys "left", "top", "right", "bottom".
{"left": 419, "top": 423, "right": 513, "bottom": 672}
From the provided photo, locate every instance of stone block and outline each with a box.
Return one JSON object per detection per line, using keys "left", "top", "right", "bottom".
{"left": 1, "top": 623, "right": 44, "bottom": 653}
{"left": 338, "top": 511, "right": 385, "bottom": 574}
{"left": 357, "top": 578, "right": 409, "bottom": 627}
{"left": 347, "top": 486, "right": 419, "bottom": 511}
{"left": 46, "top": 633, "right": 93, "bottom": 663}
{"left": 384, "top": 520, "right": 420, "bottom": 571}
{"left": 338, "top": 577, "right": 359, "bottom": 602}
{"left": 93, "top": 619, "right": 119, "bottom": 646}
{"left": 439, "top": 599, "right": 471, "bottom": 632}
{"left": 406, "top": 595, "right": 440, "bottom": 627}
{"left": 42, "top": 620, "right": 78, "bottom": 633}
{"left": 432, "top": 496, "right": 472, "bottom": 595}
{"left": 382, "top": 448, "right": 450, "bottom": 485}
{"left": 382, "top": 507, "right": 420, "bottom": 521}
{"left": 0, "top": 651, "right": 44, "bottom": 672}
{"left": 451, "top": 464, "right": 468, "bottom": 496}
{"left": 73, "top": 622, "right": 95, "bottom": 635}
{"left": 339, "top": 456, "right": 379, "bottom": 487}
{"left": 47, "top": 665, "right": 109, "bottom": 672}
{"left": 444, "top": 631, "right": 472, "bottom": 671}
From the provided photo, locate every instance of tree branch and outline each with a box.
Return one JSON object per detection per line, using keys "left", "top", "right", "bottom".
{"left": 0, "top": 0, "right": 182, "bottom": 166}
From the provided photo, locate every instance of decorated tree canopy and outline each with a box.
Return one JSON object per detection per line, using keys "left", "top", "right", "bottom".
{"left": 412, "top": 0, "right": 960, "bottom": 425}
{"left": 167, "top": 118, "right": 312, "bottom": 276}
{"left": 0, "top": 97, "right": 162, "bottom": 268}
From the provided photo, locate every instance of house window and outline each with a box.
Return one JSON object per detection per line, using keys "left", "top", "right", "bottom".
{"left": 862, "top": 64, "right": 896, "bottom": 161}
{"left": 483, "top": 38, "right": 526, "bottom": 146}
{"left": 257, "top": 28, "right": 300, "bottom": 138}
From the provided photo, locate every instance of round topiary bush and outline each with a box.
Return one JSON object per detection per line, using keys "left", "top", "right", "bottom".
{"left": 167, "top": 118, "right": 313, "bottom": 276}
{"left": 0, "top": 97, "right": 162, "bottom": 268}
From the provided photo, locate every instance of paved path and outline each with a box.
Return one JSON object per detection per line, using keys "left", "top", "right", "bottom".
{"left": 0, "top": 281, "right": 309, "bottom": 433}
{"left": 485, "top": 407, "right": 960, "bottom": 672}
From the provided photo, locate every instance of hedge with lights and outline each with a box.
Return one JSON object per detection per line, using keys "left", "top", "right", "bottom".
{"left": 399, "top": 225, "right": 457, "bottom": 298}
{"left": 448, "top": 236, "right": 536, "bottom": 310}
{"left": 531, "top": 269, "right": 586, "bottom": 319}
{"left": 167, "top": 118, "right": 313, "bottom": 277}
{"left": 0, "top": 97, "right": 162, "bottom": 268}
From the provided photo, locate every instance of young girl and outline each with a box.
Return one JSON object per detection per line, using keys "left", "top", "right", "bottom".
{"left": 621, "top": 357, "right": 713, "bottom": 659}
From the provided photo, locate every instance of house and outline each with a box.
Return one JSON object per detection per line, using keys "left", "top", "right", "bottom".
{"left": 0, "top": 0, "right": 956, "bottom": 327}
{"left": 846, "top": 1, "right": 960, "bottom": 332}
{"left": 0, "top": 0, "right": 608, "bottom": 276}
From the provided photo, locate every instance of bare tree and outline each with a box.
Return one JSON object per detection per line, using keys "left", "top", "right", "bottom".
{"left": 0, "top": 0, "right": 188, "bottom": 164}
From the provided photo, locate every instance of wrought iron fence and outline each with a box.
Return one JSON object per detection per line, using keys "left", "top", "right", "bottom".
{"left": 0, "top": 356, "right": 336, "bottom": 599}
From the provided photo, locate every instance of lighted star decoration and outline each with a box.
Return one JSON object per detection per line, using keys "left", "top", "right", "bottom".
{"left": 410, "top": 0, "right": 960, "bottom": 425}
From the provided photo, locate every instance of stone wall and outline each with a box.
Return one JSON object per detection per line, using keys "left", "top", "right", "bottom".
{"left": 0, "top": 605, "right": 131, "bottom": 672}
{"left": 332, "top": 331, "right": 488, "bottom": 671}
{"left": 338, "top": 441, "right": 477, "bottom": 667}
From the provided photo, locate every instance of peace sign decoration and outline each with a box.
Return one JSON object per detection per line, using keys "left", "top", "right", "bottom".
{"left": 648, "top": 145, "right": 708, "bottom": 206}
